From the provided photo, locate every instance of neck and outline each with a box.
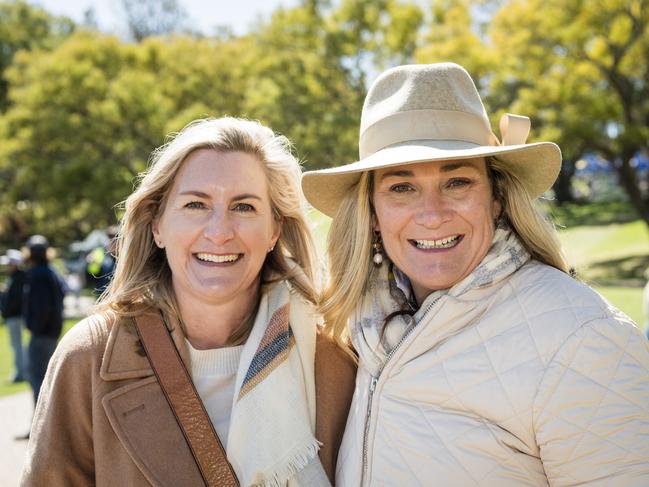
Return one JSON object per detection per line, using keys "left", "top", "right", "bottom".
{"left": 176, "top": 281, "right": 260, "bottom": 350}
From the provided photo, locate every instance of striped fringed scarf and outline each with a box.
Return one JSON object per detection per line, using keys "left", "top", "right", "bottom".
{"left": 238, "top": 304, "right": 293, "bottom": 398}
{"left": 226, "top": 279, "right": 330, "bottom": 487}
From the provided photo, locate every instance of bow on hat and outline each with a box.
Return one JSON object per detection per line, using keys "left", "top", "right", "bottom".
{"left": 499, "top": 113, "right": 530, "bottom": 146}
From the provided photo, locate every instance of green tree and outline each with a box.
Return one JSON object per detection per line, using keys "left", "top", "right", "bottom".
{"left": 135, "top": 35, "right": 252, "bottom": 128}
{"left": 0, "top": 32, "right": 169, "bottom": 244}
{"left": 0, "top": 31, "right": 259, "bottom": 244}
{"left": 416, "top": 0, "right": 496, "bottom": 84}
{"left": 328, "top": 0, "right": 423, "bottom": 77}
{"left": 415, "top": 0, "right": 649, "bottom": 224}
{"left": 492, "top": 0, "right": 649, "bottom": 223}
{"left": 239, "top": 4, "right": 364, "bottom": 169}
{"left": 0, "top": 0, "right": 75, "bottom": 112}
{"left": 243, "top": 0, "right": 424, "bottom": 169}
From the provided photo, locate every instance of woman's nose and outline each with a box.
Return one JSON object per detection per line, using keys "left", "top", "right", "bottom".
{"left": 203, "top": 209, "right": 235, "bottom": 243}
{"left": 414, "top": 191, "right": 452, "bottom": 228}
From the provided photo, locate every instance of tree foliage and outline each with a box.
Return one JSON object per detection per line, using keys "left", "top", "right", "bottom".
{"left": 492, "top": 0, "right": 649, "bottom": 223}
{"left": 1, "top": 0, "right": 648, "bottom": 245}
{"left": 415, "top": 0, "right": 649, "bottom": 225}
{"left": 1, "top": 33, "right": 164, "bottom": 244}
{"left": 0, "top": 0, "right": 75, "bottom": 112}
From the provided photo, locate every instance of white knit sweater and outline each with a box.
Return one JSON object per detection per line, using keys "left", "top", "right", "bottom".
{"left": 186, "top": 339, "right": 244, "bottom": 442}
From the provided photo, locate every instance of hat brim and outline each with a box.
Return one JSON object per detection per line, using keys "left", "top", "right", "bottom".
{"left": 302, "top": 140, "right": 561, "bottom": 217}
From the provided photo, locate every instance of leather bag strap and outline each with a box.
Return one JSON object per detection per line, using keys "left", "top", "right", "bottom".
{"left": 133, "top": 312, "right": 240, "bottom": 487}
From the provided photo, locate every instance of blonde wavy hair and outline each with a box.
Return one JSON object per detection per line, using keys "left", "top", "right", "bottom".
{"left": 321, "top": 156, "right": 569, "bottom": 349}
{"left": 98, "top": 117, "right": 318, "bottom": 344}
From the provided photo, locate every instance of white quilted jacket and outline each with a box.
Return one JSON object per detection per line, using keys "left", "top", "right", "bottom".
{"left": 337, "top": 261, "right": 649, "bottom": 486}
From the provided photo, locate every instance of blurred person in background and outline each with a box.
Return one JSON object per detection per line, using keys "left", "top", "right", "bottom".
{"left": 21, "top": 118, "right": 354, "bottom": 486}
{"left": 22, "top": 235, "right": 65, "bottom": 410}
{"left": 86, "top": 226, "right": 118, "bottom": 297}
{"left": 303, "top": 62, "right": 649, "bottom": 486}
{"left": 1, "top": 249, "right": 27, "bottom": 383}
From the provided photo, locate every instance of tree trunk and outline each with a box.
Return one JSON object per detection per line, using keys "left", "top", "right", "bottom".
{"left": 616, "top": 156, "right": 649, "bottom": 228}
{"left": 553, "top": 159, "right": 575, "bottom": 204}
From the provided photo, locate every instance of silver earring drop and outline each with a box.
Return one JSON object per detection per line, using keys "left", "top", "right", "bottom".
{"left": 372, "top": 233, "right": 384, "bottom": 266}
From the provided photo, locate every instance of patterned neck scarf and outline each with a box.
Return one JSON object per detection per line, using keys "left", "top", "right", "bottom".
{"left": 227, "top": 278, "right": 330, "bottom": 487}
{"left": 351, "top": 225, "right": 530, "bottom": 376}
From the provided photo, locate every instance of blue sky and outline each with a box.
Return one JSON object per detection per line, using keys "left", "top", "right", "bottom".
{"left": 30, "top": 0, "right": 300, "bottom": 36}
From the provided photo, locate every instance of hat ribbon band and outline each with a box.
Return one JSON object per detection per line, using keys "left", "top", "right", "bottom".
{"left": 359, "top": 109, "right": 499, "bottom": 159}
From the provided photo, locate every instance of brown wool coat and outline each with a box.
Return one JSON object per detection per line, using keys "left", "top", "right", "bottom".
{"left": 20, "top": 312, "right": 355, "bottom": 486}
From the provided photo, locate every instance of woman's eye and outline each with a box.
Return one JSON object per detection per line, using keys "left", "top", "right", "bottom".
{"left": 389, "top": 183, "right": 413, "bottom": 193}
{"left": 447, "top": 178, "right": 471, "bottom": 189}
{"left": 233, "top": 202, "right": 255, "bottom": 212}
{"left": 184, "top": 201, "right": 206, "bottom": 209}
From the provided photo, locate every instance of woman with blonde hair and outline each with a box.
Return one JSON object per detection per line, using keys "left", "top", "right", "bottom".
{"left": 303, "top": 63, "right": 649, "bottom": 486}
{"left": 22, "top": 117, "right": 354, "bottom": 486}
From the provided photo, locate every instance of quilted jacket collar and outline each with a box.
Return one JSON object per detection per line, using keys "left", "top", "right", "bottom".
{"left": 351, "top": 227, "right": 530, "bottom": 375}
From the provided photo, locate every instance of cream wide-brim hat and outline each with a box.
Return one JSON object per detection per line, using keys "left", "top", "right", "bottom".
{"left": 302, "top": 63, "right": 562, "bottom": 218}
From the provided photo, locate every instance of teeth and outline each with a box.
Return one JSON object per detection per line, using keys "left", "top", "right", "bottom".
{"left": 196, "top": 253, "right": 239, "bottom": 263}
{"left": 414, "top": 235, "right": 460, "bottom": 249}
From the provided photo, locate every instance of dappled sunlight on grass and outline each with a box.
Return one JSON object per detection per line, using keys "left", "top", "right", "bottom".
{"left": 559, "top": 221, "right": 649, "bottom": 281}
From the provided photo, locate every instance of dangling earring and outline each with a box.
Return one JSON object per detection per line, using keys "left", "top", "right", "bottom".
{"left": 372, "top": 232, "right": 384, "bottom": 266}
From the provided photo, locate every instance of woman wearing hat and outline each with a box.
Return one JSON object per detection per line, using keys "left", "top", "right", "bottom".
{"left": 303, "top": 63, "right": 649, "bottom": 486}
{"left": 22, "top": 118, "right": 355, "bottom": 486}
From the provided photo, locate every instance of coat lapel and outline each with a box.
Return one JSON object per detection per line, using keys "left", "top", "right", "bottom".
{"left": 100, "top": 314, "right": 190, "bottom": 381}
{"left": 100, "top": 315, "right": 203, "bottom": 487}
{"left": 100, "top": 317, "right": 152, "bottom": 381}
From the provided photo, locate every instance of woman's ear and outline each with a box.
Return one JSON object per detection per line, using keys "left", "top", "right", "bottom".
{"left": 151, "top": 219, "right": 163, "bottom": 248}
{"left": 492, "top": 198, "right": 503, "bottom": 223}
{"left": 371, "top": 212, "right": 380, "bottom": 232}
{"left": 271, "top": 216, "right": 283, "bottom": 249}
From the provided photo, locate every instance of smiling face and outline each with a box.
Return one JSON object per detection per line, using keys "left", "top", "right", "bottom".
{"left": 372, "top": 157, "right": 500, "bottom": 304}
{"left": 152, "top": 149, "right": 280, "bottom": 308}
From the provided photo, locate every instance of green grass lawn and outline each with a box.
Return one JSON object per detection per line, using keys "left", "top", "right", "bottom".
{"left": 559, "top": 220, "right": 649, "bottom": 282}
{"left": 558, "top": 219, "right": 648, "bottom": 328}
{"left": 595, "top": 286, "right": 645, "bottom": 333}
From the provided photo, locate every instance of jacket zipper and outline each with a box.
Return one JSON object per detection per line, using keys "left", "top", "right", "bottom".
{"left": 360, "top": 296, "right": 442, "bottom": 486}
{"left": 361, "top": 375, "right": 378, "bottom": 485}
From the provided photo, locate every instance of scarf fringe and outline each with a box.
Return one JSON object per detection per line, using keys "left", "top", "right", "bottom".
{"left": 253, "top": 439, "right": 322, "bottom": 487}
